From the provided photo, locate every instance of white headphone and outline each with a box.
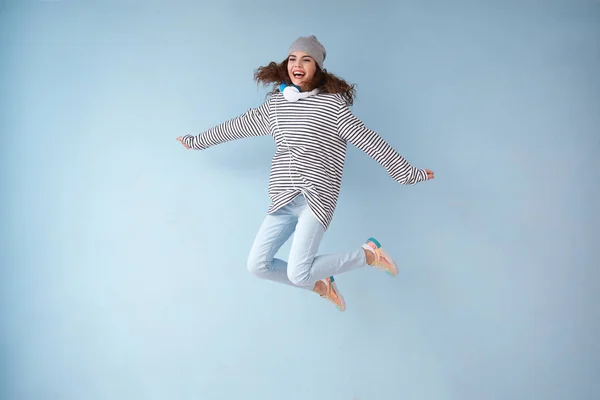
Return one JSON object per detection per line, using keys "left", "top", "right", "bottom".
{"left": 280, "top": 83, "right": 320, "bottom": 102}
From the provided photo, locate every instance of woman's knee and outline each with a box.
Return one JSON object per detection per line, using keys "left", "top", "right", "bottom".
{"left": 246, "top": 251, "right": 269, "bottom": 277}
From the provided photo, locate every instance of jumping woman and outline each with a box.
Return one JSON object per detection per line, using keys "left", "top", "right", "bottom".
{"left": 177, "top": 35, "right": 434, "bottom": 311}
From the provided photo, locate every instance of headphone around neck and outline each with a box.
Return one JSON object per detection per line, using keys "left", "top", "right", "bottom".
{"left": 279, "top": 83, "right": 320, "bottom": 102}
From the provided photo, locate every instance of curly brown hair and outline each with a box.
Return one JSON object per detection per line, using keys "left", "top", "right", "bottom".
{"left": 254, "top": 58, "right": 357, "bottom": 106}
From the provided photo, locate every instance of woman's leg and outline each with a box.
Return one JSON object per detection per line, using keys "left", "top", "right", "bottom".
{"left": 247, "top": 196, "right": 348, "bottom": 310}
{"left": 246, "top": 206, "right": 313, "bottom": 289}
{"left": 286, "top": 201, "right": 368, "bottom": 287}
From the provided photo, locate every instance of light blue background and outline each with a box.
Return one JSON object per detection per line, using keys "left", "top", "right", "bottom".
{"left": 2, "top": 1, "right": 599, "bottom": 399}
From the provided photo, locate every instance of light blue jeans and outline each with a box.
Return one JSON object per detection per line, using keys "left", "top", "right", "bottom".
{"left": 247, "top": 194, "right": 368, "bottom": 289}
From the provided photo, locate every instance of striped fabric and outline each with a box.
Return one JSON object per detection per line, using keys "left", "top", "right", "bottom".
{"left": 181, "top": 92, "right": 428, "bottom": 230}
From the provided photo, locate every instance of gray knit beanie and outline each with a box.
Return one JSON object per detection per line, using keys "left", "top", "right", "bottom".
{"left": 288, "top": 35, "right": 327, "bottom": 69}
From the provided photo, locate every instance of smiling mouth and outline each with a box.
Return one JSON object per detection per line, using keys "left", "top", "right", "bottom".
{"left": 292, "top": 71, "right": 305, "bottom": 78}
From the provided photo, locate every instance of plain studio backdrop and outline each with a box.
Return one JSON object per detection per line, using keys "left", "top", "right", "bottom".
{"left": 1, "top": 0, "right": 599, "bottom": 399}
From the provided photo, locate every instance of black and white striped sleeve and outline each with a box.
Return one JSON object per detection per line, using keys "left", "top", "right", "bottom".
{"left": 182, "top": 99, "right": 272, "bottom": 150}
{"left": 336, "top": 102, "right": 427, "bottom": 185}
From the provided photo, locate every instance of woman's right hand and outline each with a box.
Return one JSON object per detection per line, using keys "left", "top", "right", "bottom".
{"left": 176, "top": 136, "right": 191, "bottom": 149}
{"left": 425, "top": 169, "right": 435, "bottom": 180}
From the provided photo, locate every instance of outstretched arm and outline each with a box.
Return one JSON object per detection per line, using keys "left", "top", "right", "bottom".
{"left": 336, "top": 102, "right": 430, "bottom": 185}
{"left": 178, "top": 99, "right": 272, "bottom": 150}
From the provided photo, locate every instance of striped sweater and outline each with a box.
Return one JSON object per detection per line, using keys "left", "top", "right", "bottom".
{"left": 181, "top": 92, "right": 428, "bottom": 230}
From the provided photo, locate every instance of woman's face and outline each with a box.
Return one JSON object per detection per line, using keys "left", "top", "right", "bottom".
{"left": 287, "top": 51, "right": 317, "bottom": 91}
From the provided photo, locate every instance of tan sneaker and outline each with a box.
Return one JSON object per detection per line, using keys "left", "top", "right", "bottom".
{"left": 363, "top": 237, "right": 398, "bottom": 276}
{"left": 320, "top": 276, "right": 346, "bottom": 312}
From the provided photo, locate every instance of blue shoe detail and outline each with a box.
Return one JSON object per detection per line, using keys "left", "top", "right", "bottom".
{"left": 329, "top": 276, "right": 335, "bottom": 282}
{"left": 367, "top": 237, "right": 381, "bottom": 248}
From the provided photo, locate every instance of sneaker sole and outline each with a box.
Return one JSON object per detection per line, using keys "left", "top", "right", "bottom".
{"left": 329, "top": 276, "right": 346, "bottom": 311}
{"left": 367, "top": 238, "right": 399, "bottom": 277}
